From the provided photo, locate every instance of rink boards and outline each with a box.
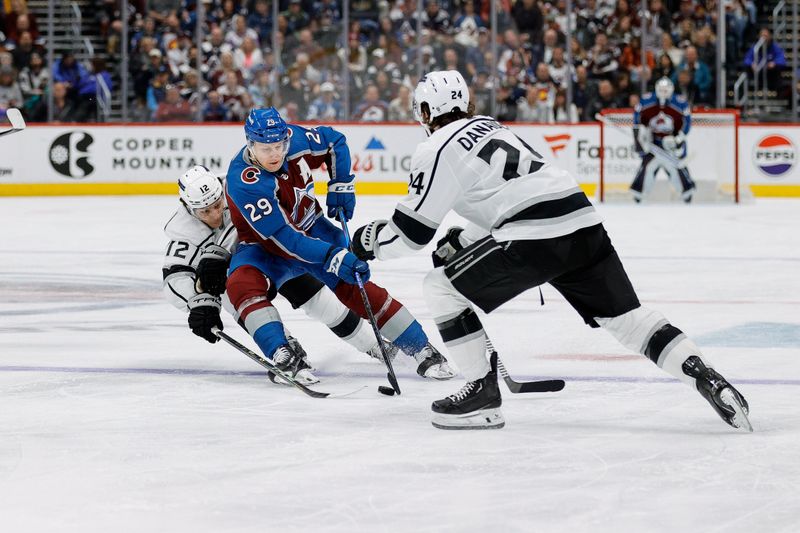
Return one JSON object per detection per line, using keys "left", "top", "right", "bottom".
{"left": 0, "top": 120, "right": 798, "bottom": 197}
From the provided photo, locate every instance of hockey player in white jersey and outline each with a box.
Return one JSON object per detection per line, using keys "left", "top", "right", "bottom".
{"left": 162, "top": 165, "right": 399, "bottom": 384}
{"left": 352, "top": 70, "right": 751, "bottom": 431}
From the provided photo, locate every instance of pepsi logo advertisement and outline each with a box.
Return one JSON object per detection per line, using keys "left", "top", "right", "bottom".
{"left": 753, "top": 134, "right": 796, "bottom": 177}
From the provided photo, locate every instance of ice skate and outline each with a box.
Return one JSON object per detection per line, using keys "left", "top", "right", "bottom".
{"left": 431, "top": 354, "right": 503, "bottom": 430}
{"left": 682, "top": 356, "right": 752, "bottom": 432}
{"left": 268, "top": 344, "right": 319, "bottom": 386}
{"left": 413, "top": 343, "right": 455, "bottom": 380}
{"left": 366, "top": 339, "right": 399, "bottom": 363}
{"left": 286, "top": 335, "right": 307, "bottom": 361}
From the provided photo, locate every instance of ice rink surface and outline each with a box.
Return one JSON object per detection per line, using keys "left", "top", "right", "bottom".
{"left": 1, "top": 195, "right": 799, "bottom": 533}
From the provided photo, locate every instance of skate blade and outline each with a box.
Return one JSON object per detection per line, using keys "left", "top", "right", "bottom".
{"left": 720, "top": 388, "right": 753, "bottom": 433}
{"left": 431, "top": 408, "right": 505, "bottom": 430}
{"left": 423, "top": 365, "right": 456, "bottom": 380}
{"left": 268, "top": 369, "right": 320, "bottom": 386}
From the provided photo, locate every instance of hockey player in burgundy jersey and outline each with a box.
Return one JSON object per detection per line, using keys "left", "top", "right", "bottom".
{"left": 353, "top": 70, "right": 751, "bottom": 431}
{"left": 223, "top": 107, "right": 454, "bottom": 381}
{"left": 162, "top": 165, "right": 409, "bottom": 384}
{"left": 631, "top": 77, "right": 696, "bottom": 202}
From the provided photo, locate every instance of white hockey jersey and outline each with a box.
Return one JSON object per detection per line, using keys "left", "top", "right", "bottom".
{"left": 372, "top": 115, "right": 603, "bottom": 260}
{"left": 162, "top": 204, "right": 237, "bottom": 311}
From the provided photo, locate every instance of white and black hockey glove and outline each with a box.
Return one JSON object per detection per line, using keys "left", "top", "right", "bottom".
{"left": 352, "top": 219, "right": 387, "bottom": 261}
{"left": 634, "top": 125, "right": 652, "bottom": 156}
{"left": 431, "top": 227, "right": 465, "bottom": 267}
{"left": 196, "top": 244, "right": 231, "bottom": 296}
{"left": 187, "top": 293, "right": 223, "bottom": 343}
{"left": 662, "top": 132, "right": 686, "bottom": 157}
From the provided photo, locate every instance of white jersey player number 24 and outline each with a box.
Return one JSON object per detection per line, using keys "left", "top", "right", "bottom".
{"left": 408, "top": 123, "right": 547, "bottom": 197}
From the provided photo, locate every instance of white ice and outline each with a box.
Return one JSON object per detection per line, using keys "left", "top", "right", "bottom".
{"left": 1, "top": 195, "right": 799, "bottom": 533}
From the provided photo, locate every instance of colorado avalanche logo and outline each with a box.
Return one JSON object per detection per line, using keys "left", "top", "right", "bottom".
{"left": 292, "top": 183, "right": 317, "bottom": 231}
{"left": 753, "top": 135, "right": 795, "bottom": 177}
{"left": 241, "top": 166, "right": 260, "bottom": 184}
{"left": 651, "top": 112, "right": 675, "bottom": 135}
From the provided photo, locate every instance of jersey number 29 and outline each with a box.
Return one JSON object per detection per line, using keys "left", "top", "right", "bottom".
{"left": 245, "top": 198, "right": 273, "bottom": 221}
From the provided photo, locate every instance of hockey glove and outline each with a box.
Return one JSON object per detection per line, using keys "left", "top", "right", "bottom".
{"left": 431, "top": 227, "right": 465, "bottom": 267}
{"left": 196, "top": 244, "right": 231, "bottom": 296}
{"left": 187, "top": 293, "right": 223, "bottom": 343}
{"left": 662, "top": 132, "right": 686, "bottom": 157}
{"left": 352, "top": 219, "right": 388, "bottom": 261}
{"left": 324, "top": 246, "right": 371, "bottom": 285}
{"left": 326, "top": 182, "right": 356, "bottom": 221}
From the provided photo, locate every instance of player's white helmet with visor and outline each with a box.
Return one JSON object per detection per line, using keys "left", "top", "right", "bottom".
{"left": 178, "top": 165, "right": 223, "bottom": 212}
{"left": 413, "top": 70, "right": 469, "bottom": 134}
{"left": 655, "top": 77, "right": 674, "bottom": 104}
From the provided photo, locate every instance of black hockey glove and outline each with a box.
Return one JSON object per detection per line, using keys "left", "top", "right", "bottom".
{"left": 351, "top": 219, "right": 387, "bottom": 261}
{"left": 431, "top": 227, "right": 465, "bottom": 267}
{"left": 187, "top": 293, "right": 223, "bottom": 343}
{"left": 196, "top": 244, "right": 231, "bottom": 296}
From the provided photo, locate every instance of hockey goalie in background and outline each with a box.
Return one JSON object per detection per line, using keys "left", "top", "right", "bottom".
{"left": 631, "top": 77, "right": 696, "bottom": 203}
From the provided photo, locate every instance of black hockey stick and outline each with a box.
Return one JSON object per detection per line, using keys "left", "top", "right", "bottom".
{"left": 337, "top": 209, "right": 401, "bottom": 395}
{"left": 0, "top": 108, "right": 26, "bottom": 138}
{"left": 212, "top": 327, "right": 364, "bottom": 399}
{"left": 485, "top": 337, "right": 565, "bottom": 393}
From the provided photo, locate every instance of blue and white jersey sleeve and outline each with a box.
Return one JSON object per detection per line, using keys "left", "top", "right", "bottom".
{"left": 672, "top": 96, "right": 691, "bottom": 135}
{"left": 634, "top": 93, "right": 657, "bottom": 128}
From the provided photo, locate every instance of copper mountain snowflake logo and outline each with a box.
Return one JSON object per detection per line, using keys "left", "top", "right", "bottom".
{"left": 49, "top": 131, "right": 94, "bottom": 178}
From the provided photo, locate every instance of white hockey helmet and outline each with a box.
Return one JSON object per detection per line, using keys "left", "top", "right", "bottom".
{"left": 178, "top": 165, "right": 223, "bottom": 210}
{"left": 655, "top": 77, "right": 674, "bottom": 104}
{"left": 413, "top": 70, "right": 469, "bottom": 132}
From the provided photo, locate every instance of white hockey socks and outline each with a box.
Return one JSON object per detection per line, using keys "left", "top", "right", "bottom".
{"left": 424, "top": 269, "right": 490, "bottom": 381}
{"left": 596, "top": 306, "right": 712, "bottom": 388}
{"left": 299, "top": 288, "right": 375, "bottom": 353}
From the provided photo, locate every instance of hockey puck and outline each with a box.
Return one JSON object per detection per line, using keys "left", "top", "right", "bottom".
{"left": 377, "top": 385, "right": 396, "bottom": 396}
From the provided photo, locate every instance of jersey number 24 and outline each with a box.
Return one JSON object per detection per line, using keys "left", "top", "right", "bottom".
{"left": 477, "top": 136, "right": 545, "bottom": 181}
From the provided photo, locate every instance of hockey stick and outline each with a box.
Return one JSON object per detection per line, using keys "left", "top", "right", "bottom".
{"left": 212, "top": 327, "right": 364, "bottom": 399}
{"left": 485, "top": 337, "right": 565, "bottom": 393}
{"left": 594, "top": 112, "right": 683, "bottom": 168}
{"left": 0, "top": 108, "right": 26, "bottom": 138}
{"left": 337, "top": 209, "right": 401, "bottom": 395}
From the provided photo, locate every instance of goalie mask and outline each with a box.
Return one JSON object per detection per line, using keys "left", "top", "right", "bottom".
{"left": 178, "top": 165, "right": 223, "bottom": 211}
{"left": 655, "top": 77, "right": 674, "bottom": 105}
{"left": 413, "top": 70, "right": 469, "bottom": 134}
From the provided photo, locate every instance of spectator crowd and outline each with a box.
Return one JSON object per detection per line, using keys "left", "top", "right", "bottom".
{"left": 0, "top": 0, "right": 781, "bottom": 124}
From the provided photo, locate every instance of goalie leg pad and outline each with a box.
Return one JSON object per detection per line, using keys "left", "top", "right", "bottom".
{"left": 227, "top": 265, "right": 286, "bottom": 359}
{"left": 630, "top": 154, "right": 656, "bottom": 198}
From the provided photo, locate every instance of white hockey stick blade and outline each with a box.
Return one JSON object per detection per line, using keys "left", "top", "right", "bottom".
{"left": 0, "top": 108, "right": 26, "bottom": 138}
{"left": 7, "top": 108, "right": 26, "bottom": 129}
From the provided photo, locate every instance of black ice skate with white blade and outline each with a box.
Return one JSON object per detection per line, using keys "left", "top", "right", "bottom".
{"left": 269, "top": 343, "right": 319, "bottom": 386}
{"left": 431, "top": 354, "right": 504, "bottom": 430}
{"left": 414, "top": 343, "right": 455, "bottom": 380}
{"left": 682, "top": 356, "right": 753, "bottom": 432}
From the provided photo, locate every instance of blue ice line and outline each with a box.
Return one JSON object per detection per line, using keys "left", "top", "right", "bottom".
{"left": 0, "top": 365, "right": 797, "bottom": 386}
